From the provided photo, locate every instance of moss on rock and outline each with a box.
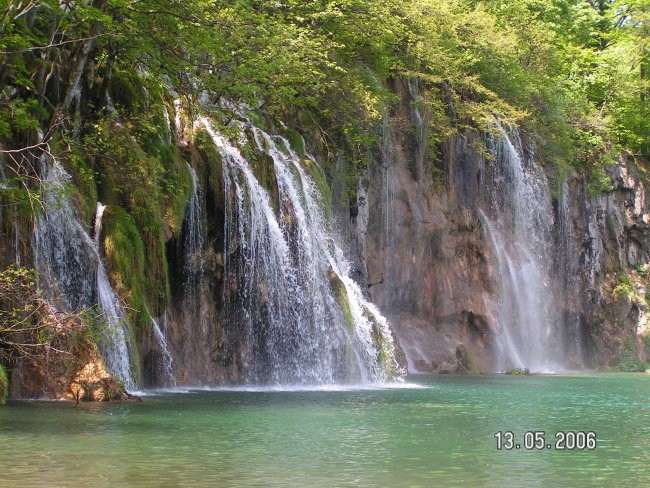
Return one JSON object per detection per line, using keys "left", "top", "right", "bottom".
{"left": 108, "top": 70, "right": 144, "bottom": 113}
{"left": 306, "top": 159, "right": 333, "bottom": 222}
{"left": 101, "top": 205, "right": 149, "bottom": 333}
{"left": 0, "top": 363, "right": 8, "bottom": 404}
{"left": 284, "top": 128, "right": 306, "bottom": 159}
{"left": 455, "top": 345, "right": 481, "bottom": 375}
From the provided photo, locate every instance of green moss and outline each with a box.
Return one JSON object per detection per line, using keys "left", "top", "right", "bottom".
{"left": 331, "top": 273, "right": 354, "bottom": 333}
{"left": 614, "top": 273, "right": 635, "bottom": 298}
{"left": 207, "top": 148, "right": 224, "bottom": 208}
{"left": 370, "top": 318, "right": 398, "bottom": 379}
{"left": 284, "top": 129, "right": 306, "bottom": 159}
{"left": 617, "top": 341, "right": 648, "bottom": 372}
{"left": 50, "top": 135, "right": 98, "bottom": 223}
{"left": 85, "top": 119, "right": 173, "bottom": 313}
{"left": 306, "top": 160, "right": 333, "bottom": 223}
{"left": 163, "top": 158, "right": 192, "bottom": 238}
{"left": 330, "top": 272, "right": 361, "bottom": 379}
{"left": 456, "top": 346, "right": 481, "bottom": 375}
{"left": 108, "top": 70, "right": 143, "bottom": 113}
{"left": 101, "top": 206, "right": 149, "bottom": 333}
{"left": 194, "top": 128, "right": 225, "bottom": 213}
{"left": 252, "top": 152, "right": 279, "bottom": 211}
{"left": 142, "top": 230, "right": 171, "bottom": 312}
{"left": 0, "top": 363, "right": 8, "bottom": 404}
{"left": 633, "top": 264, "right": 648, "bottom": 279}
{"left": 194, "top": 129, "right": 220, "bottom": 164}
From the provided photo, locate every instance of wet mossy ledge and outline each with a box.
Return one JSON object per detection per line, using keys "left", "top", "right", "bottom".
{"left": 102, "top": 206, "right": 148, "bottom": 332}
{"left": 0, "top": 363, "right": 8, "bottom": 404}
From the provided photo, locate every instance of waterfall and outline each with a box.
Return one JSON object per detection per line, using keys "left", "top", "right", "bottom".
{"left": 34, "top": 157, "right": 97, "bottom": 311}
{"left": 151, "top": 314, "right": 175, "bottom": 386}
{"left": 406, "top": 78, "right": 426, "bottom": 180}
{"left": 33, "top": 156, "right": 135, "bottom": 389}
{"left": 162, "top": 105, "right": 173, "bottom": 145}
{"left": 173, "top": 99, "right": 185, "bottom": 143}
{"left": 479, "top": 124, "right": 568, "bottom": 372}
{"left": 200, "top": 119, "right": 401, "bottom": 385}
{"left": 173, "top": 161, "right": 213, "bottom": 382}
{"left": 182, "top": 163, "right": 206, "bottom": 302}
{"left": 93, "top": 203, "right": 136, "bottom": 390}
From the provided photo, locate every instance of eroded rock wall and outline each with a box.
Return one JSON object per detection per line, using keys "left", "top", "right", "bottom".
{"left": 352, "top": 79, "right": 497, "bottom": 373}
{"left": 351, "top": 79, "right": 650, "bottom": 373}
{"left": 566, "top": 158, "right": 650, "bottom": 366}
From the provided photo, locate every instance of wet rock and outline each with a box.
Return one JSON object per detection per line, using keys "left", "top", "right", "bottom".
{"left": 69, "top": 359, "right": 128, "bottom": 402}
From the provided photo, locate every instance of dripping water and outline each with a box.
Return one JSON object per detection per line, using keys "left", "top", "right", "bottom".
{"left": 162, "top": 105, "right": 172, "bottom": 145}
{"left": 93, "top": 203, "right": 135, "bottom": 389}
{"left": 555, "top": 182, "right": 585, "bottom": 368}
{"left": 181, "top": 163, "right": 207, "bottom": 311}
{"left": 175, "top": 161, "right": 212, "bottom": 381}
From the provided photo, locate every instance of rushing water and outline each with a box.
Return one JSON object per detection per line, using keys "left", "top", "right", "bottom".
{"left": 151, "top": 313, "right": 175, "bottom": 387}
{"left": 480, "top": 125, "right": 570, "bottom": 373}
{"left": 93, "top": 203, "right": 136, "bottom": 390}
{"left": 32, "top": 157, "right": 135, "bottom": 389}
{"left": 1, "top": 374, "right": 648, "bottom": 487}
{"left": 200, "top": 120, "right": 399, "bottom": 385}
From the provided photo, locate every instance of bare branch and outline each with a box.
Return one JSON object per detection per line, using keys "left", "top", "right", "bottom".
{"left": 0, "top": 32, "right": 113, "bottom": 55}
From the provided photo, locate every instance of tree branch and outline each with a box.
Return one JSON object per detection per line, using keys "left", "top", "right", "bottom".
{"left": 0, "top": 32, "right": 113, "bottom": 55}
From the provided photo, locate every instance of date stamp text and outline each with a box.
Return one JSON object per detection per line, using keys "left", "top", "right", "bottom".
{"left": 493, "top": 431, "right": 597, "bottom": 450}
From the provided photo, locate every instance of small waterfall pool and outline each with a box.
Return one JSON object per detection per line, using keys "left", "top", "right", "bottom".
{"left": 1, "top": 373, "right": 648, "bottom": 487}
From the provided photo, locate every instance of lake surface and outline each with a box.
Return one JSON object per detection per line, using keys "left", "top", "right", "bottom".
{"left": 1, "top": 374, "right": 649, "bottom": 487}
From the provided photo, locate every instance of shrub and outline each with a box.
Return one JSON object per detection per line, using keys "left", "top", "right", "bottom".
{"left": 614, "top": 273, "right": 635, "bottom": 297}
{"left": 618, "top": 343, "right": 648, "bottom": 372}
{"left": 505, "top": 368, "right": 530, "bottom": 375}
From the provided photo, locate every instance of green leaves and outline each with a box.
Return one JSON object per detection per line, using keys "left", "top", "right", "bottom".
{"left": 1, "top": 0, "right": 647, "bottom": 182}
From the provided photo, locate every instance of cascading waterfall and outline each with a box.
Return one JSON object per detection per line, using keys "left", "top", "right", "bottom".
{"left": 33, "top": 156, "right": 135, "bottom": 388}
{"left": 182, "top": 163, "right": 206, "bottom": 304}
{"left": 479, "top": 124, "right": 568, "bottom": 372}
{"left": 34, "top": 157, "right": 97, "bottom": 311}
{"left": 200, "top": 118, "right": 400, "bottom": 384}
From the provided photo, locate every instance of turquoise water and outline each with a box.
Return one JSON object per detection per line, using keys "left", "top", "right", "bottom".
{"left": 1, "top": 374, "right": 649, "bottom": 487}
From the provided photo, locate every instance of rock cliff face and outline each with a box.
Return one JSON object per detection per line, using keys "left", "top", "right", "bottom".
{"left": 2, "top": 78, "right": 649, "bottom": 397}
{"left": 350, "top": 79, "right": 650, "bottom": 373}
{"left": 352, "top": 79, "right": 497, "bottom": 373}
{"left": 567, "top": 159, "right": 650, "bottom": 366}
